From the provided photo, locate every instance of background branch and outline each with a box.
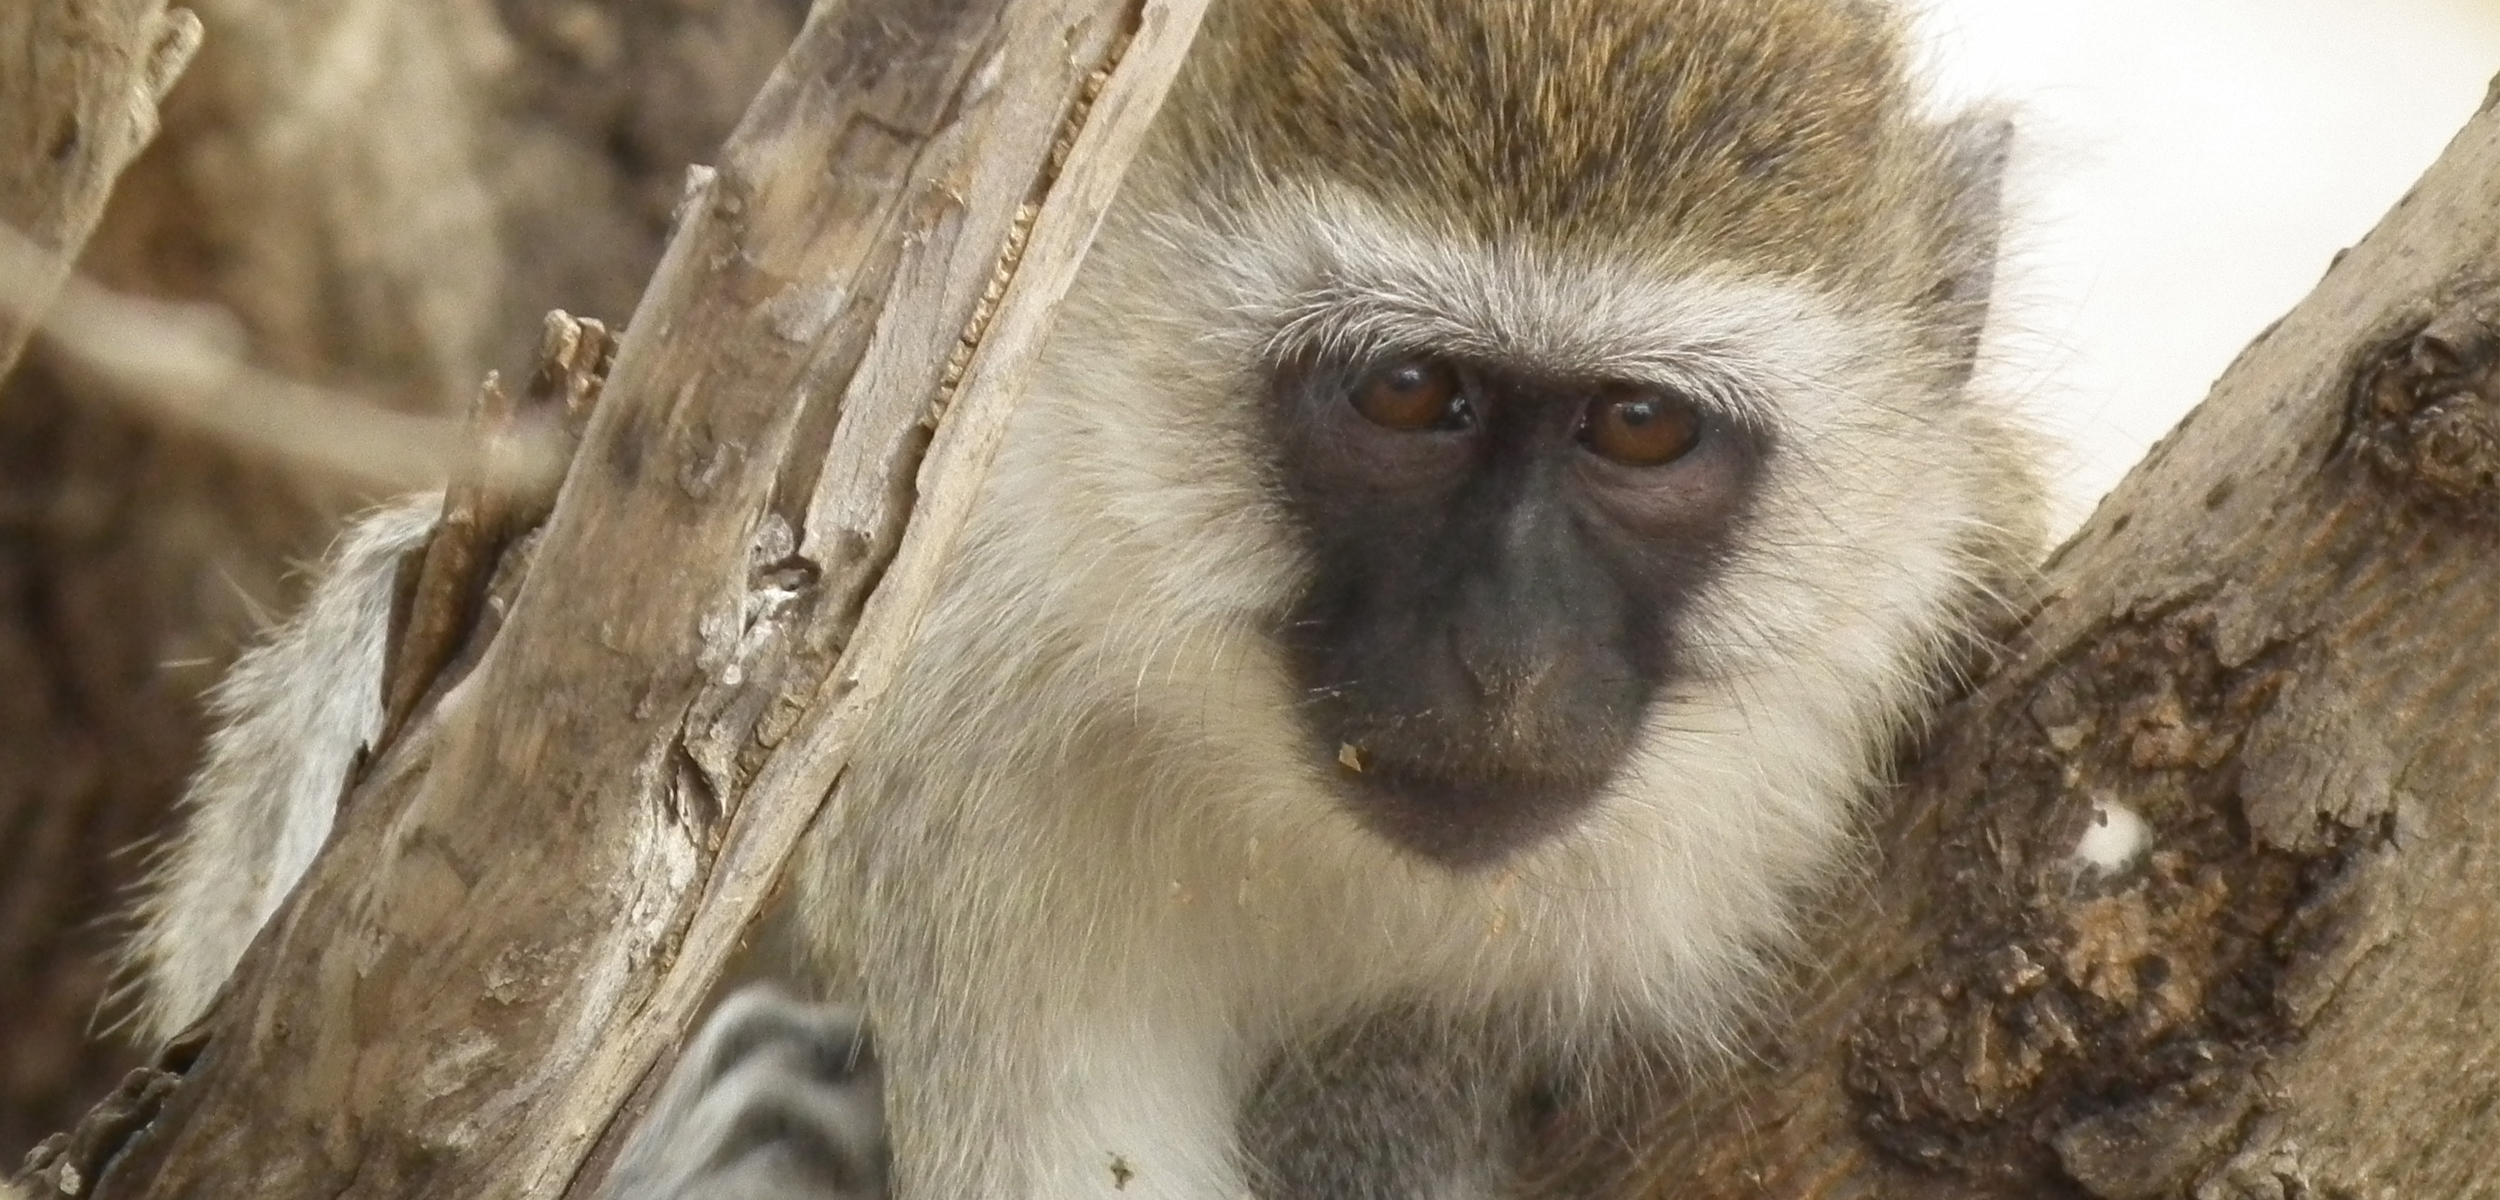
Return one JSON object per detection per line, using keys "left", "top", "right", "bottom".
{"left": 0, "top": 0, "right": 199, "bottom": 378}
{"left": 0, "top": 0, "right": 801, "bottom": 1157}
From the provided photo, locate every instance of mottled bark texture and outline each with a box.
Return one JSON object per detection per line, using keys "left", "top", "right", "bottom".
{"left": 0, "top": 0, "right": 802, "bottom": 1162}
{"left": 9, "top": 0, "right": 2500, "bottom": 1196}
{"left": 18, "top": 0, "right": 1205, "bottom": 1195}
{"left": 1571, "top": 78, "right": 2500, "bottom": 1200}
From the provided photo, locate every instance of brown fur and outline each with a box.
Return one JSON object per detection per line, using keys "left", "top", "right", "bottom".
{"left": 1158, "top": 0, "right": 1954, "bottom": 293}
{"left": 130, "top": 3, "right": 2048, "bottom": 1197}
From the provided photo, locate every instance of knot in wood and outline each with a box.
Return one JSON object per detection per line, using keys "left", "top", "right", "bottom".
{"left": 2347, "top": 305, "right": 2500, "bottom": 518}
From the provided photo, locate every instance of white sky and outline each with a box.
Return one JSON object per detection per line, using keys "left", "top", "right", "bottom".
{"left": 1913, "top": 0, "right": 2500, "bottom": 534}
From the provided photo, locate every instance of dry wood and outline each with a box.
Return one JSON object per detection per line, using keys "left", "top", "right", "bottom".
{"left": 49, "top": 0, "right": 1207, "bottom": 1196}
{"left": 0, "top": 0, "right": 200, "bottom": 378}
{"left": 0, "top": 0, "right": 799, "bottom": 1161}
{"left": 1592, "top": 82, "right": 2500, "bottom": 1200}
{"left": 380, "top": 314, "right": 617, "bottom": 747}
{"left": 14, "top": 0, "right": 2497, "bottom": 1194}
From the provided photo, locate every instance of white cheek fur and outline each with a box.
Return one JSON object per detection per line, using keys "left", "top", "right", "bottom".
{"left": 804, "top": 189, "right": 2019, "bottom": 1070}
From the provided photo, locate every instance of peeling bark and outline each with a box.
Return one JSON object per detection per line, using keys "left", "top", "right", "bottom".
{"left": 0, "top": 0, "right": 796, "bottom": 1160}
{"left": 32, "top": 0, "right": 1207, "bottom": 1195}
{"left": 9, "top": 2, "right": 2500, "bottom": 1197}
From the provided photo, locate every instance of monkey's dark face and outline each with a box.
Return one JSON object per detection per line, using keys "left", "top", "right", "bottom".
{"left": 1266, "top": 352, "right": 1763, "bottom": 868}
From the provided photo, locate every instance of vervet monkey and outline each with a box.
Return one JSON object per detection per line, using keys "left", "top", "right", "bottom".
{"left": 122, "top": 0, "right": 2047, "bottom": 1195}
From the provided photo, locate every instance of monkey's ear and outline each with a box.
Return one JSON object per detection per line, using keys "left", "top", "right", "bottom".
{"left": 1930, "top": 114, "right": 2014, "bottom": 388}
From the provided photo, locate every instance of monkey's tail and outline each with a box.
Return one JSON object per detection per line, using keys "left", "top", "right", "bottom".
{"left": 114, "top": 495, "right": 441, "bottom": 1047}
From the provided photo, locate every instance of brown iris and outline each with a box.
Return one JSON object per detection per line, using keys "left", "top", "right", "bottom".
{"left": 1352, "top": 359, "right": 1467, "bottom": 431}
{"left": 1580, "top": 386, "right": 1701, "bottom": 466}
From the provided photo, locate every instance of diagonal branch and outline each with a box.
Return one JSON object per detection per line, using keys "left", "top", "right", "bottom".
{"left": 1601, "top": 83, "right": 2500, "bottom": 1200}
{"left": 69, "top": 0, "right": 1207, "bottom": 1196}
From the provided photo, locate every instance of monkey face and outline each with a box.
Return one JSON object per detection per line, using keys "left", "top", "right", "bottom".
{"left": 1265, "top": 352, "right": 1765, "bottom": 867}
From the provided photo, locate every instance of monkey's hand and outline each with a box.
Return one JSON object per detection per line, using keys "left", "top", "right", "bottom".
{"left": 606, "top": 987, "right": 888, "bottom": 1200}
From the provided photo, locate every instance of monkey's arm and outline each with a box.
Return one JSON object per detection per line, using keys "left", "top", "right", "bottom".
{"left": 1238, "top": 1011, "right": 1533, "bottom": 1200}
{"left": 123, "top": 496, "right": 439, "bottom": 1044}
{"left": 606, "top": 986, "right": 887, "bottom": 1200}
{"left": 610, "top": 993, "right": 1539, "bottom": 1200}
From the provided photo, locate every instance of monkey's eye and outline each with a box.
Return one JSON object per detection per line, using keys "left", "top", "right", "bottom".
{"left": 1351, "top": 360, "right": 1469, "bottom": 432}
{"left": 1578, "top": 386, "right": 1701, "bottom": 466}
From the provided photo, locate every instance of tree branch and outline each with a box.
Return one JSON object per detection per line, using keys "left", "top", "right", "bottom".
{"left": 68, "top": 0, "right": 1206, "bottom": 1195}
{"left": 1604, "top": 81, "right": 2500, "bottom": 1200}
{"left": 0, "top": 0, "right": 200, "bottom": 380}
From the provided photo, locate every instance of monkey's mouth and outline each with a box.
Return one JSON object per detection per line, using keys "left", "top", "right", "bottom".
{"left": 1285, "top": 632, "right": 1654, "bottom": 869}
{"left": 1323, "top": 735, "right": 1619, "bottom": 869}
{"left": 1275, "top": 566, "right": 1665, "bottom": 869}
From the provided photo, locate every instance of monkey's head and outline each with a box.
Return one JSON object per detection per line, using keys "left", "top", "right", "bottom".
{"left": 1020, "top": 0, "right": 2043, "bottom": 874}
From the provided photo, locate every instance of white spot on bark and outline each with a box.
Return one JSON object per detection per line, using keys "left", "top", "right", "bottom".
{"left": 2075, "top": 797, "right": 2151, "bottom": 873}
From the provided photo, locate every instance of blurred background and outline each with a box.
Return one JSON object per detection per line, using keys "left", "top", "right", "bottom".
{"left": 1923, "top": 0, "right": 2500, "bottom": 533}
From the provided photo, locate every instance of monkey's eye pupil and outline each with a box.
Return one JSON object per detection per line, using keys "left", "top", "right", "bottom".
{"left": 1352, "top": 360, "right": 1467, "bottom": 432}
{"left": 1579, "top": 387, "right": 1701, "bottom": 466}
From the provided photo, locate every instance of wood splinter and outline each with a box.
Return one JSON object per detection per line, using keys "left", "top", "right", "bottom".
{"left": 379, "top": 313, "right": 619, "bottom": 747}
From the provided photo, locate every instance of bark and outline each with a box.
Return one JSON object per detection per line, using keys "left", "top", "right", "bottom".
{"left": 31, "top": 0, "right": 1206, "bottom": 1195}
{"left": 0, "top": 0, "right": 797, "bottom": 1161}
{"left": 1583, "top": 78, "right": 2500, "bottom": 1200}
{"left": 9, "top": 1, "right": 2500, "bottom": 1198}
{"left": 0, "top": 0, "right": 199, "bottom": 376}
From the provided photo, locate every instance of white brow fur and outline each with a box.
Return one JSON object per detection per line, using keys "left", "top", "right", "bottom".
{"left": 791, "top": 188, "right": 2014, "bottom": 1196}
{"left": 124, "top": 173, "right": 2020, "bottom": 1200}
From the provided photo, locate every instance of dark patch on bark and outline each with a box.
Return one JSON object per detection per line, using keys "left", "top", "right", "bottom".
{"left": 2342, "top": 294, "right": 2500, "bottom": 519}
{"left": 1844, "top": 612, "right": 2383, "bottom": 1194}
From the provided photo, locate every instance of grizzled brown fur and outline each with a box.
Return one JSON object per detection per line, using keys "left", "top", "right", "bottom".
{"left": 1158, "top": 0, "right": 1962, "bottom": 297}
{"left": 128, "top": 3, "right": 2049, "bottom": 1197}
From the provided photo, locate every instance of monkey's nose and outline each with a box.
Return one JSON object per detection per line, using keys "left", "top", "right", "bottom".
{"left": 1449, "top": 624, "right": 1565, "bottom": 707}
